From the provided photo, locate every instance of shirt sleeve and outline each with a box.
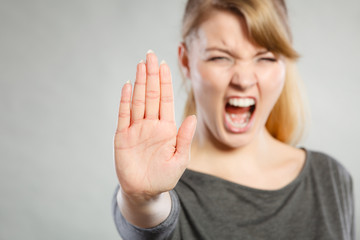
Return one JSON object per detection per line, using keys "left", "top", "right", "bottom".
{"left": 112, "top": 185, "right": 180, "bottom": 240}
{"left": 328, "top": 156, "right": 355, "bottom": 239}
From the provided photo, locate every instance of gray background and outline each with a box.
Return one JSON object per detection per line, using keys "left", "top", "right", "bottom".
{"left": 0, "top": 0, "right": 359, "bottom": 239}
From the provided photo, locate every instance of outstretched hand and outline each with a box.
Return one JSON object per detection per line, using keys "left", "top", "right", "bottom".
{"left": 114, "top": 51, "right": 197, "bottom": 201}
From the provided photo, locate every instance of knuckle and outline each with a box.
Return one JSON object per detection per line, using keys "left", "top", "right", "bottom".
{"left": 145, "top": 114, "right": 158, "bottom": 120}
{"left": 135, "top": 81, "right": 146, "bottom": 86}
{"left": 161, "top": 96, "right": 173, "bottom": 103}
{"left": 147, "top": 71, "right": 159, "bottom": 77}
{"left": 146, "top": 90, "right": 160, "bottom": 99}
{"left": 132, "top": 99, "right": 145, "bottom": 106}
{"left": 115, "top": 128, "right": 127, "bottom": 134}
{"left": 118, "top": 112, "right": 130, "bottom": 118}
{"left": 132, "top": 118, "right": 143, "bottom": 124}
{"left": 178, "top": 134, "right": 191, "bottom": 145}
{"left": 160, "top": 81, "right": 172, "bottom": 85}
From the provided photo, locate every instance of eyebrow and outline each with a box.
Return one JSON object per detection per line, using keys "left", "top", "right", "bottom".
{"left": 255, "top": 50, "right": 270, "bottom": 56}
{"left": 205, "top": 47, "right": 234, "bottom": 56}
{"left": 205, "top": 47, "right": 270, "bottom": 57}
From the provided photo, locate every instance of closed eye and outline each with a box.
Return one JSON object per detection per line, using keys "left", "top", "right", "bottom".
{"left": 259, "top": 57, "right": 277, "bottom": 62}
{"left": 208, "top": 56, "right": 229, "bottom": 61}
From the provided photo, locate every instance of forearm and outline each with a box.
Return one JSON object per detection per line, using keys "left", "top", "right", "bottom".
{"left": 112, "top": 185, "right": 180, "bottom": 240}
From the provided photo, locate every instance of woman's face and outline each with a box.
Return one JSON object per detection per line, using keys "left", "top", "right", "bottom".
{"left": 182, "top": 10, "right": 286, "bottom": 149}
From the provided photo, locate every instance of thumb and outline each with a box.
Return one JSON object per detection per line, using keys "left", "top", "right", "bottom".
{"left": 175, "top": 115, "right": 197, "bottom": 158}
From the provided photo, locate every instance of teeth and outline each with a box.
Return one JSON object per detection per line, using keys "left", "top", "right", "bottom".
{"left": 225, "top": 112, "right": 251, "bottom": 129}
{"left": 228, "top": 98, "right": 255, "bottom": 107}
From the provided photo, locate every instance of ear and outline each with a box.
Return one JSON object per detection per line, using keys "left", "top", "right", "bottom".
{"left": 178, "top": 42, "right": 190, "bottom": 79}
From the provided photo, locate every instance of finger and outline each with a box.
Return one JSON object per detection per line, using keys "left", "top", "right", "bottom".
{"left": 174, "top": 115, "right": 197, "bottom": 161}
{"left": 131, "top": 60, "right": 146, "bottom": 123}
{"left": 145, "top": 50, "right": 160, "bottom": 119}
{"left": 116, "top": 81, "right": 132, "bottom": 133}
{"left": 159, "top": 61, "right": 175, "bottom": 123}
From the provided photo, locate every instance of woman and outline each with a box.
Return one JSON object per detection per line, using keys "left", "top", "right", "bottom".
{"left": 112, "top": 0, "right": 354, "bottom": 239}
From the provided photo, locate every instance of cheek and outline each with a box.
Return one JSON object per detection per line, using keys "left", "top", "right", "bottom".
{"left": 258, "top": 63, "right": 285, "bottom": 94}
{"left": 190, "top": 62, "right": 229, "bottom": 96}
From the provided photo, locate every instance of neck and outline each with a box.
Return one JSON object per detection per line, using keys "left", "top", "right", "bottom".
{"left": 190, "top": 128, "right": 279, "bottom": 171}
{"left": 189, "top": 125, "right": 305, "bottom": 190}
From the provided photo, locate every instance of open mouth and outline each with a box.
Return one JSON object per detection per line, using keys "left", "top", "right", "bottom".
{"left": 224, "top": 97, "right": 256, "bottom": 133}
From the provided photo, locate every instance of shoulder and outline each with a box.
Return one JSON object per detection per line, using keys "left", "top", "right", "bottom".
{"left": 305, "top": 149, "right": 353, "bottom": 191}
{"left": 304, "top": 149, "right": 355, "bottom": 236}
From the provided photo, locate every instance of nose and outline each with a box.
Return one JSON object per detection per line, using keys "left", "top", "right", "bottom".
{"left": 230, "top": 63, "right": 257, "bottom": 91}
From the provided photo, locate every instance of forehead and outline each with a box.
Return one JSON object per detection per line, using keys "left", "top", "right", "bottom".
{"left": 190, "top": 9, "right": 262, "bottom": 52}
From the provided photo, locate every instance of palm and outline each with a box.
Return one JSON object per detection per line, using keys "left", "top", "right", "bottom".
{"left": 115, "top": 120, "right": 178, "bottom": 195}
{"left": 114, "top": 52, "right": 196, "bottom": 199}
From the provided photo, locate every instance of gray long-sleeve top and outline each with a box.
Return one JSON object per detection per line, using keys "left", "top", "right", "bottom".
{"left": 112, "top": 149, "right": 355, "bottom": 240}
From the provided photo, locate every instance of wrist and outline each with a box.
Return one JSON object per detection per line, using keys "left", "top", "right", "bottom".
{"left": 117, "top": 187, "right": 172, "bottom": 228}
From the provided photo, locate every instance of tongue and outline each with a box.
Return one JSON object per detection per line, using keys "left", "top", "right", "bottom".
{"left": 225, "top": 105, "right": 251, "bottom": 114}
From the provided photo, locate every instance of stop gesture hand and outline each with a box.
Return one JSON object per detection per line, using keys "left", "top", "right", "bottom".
{"left": 114, "top": 51, "right": 197, "bottom": 202}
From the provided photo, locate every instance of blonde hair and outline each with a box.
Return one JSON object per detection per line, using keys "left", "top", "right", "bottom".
{"left": 181, "top": 0, "right": 309, "bottom": 145}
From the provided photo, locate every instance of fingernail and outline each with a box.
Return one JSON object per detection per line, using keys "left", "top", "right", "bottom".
{"left": 126, "top": 80, "right": 131, "bottom": 84}
{"left": 147, "top": 49, "right": 154, "bottom": 54}
{"left": 160, "top": 60, "right": 166, "bottom": 65}
{"left": 139, "top": 59, "right": 144, "bottom": 64}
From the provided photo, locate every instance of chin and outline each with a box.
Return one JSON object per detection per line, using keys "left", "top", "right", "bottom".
{"left": 213, "top": 129, "right": 256, "bottom": 150}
